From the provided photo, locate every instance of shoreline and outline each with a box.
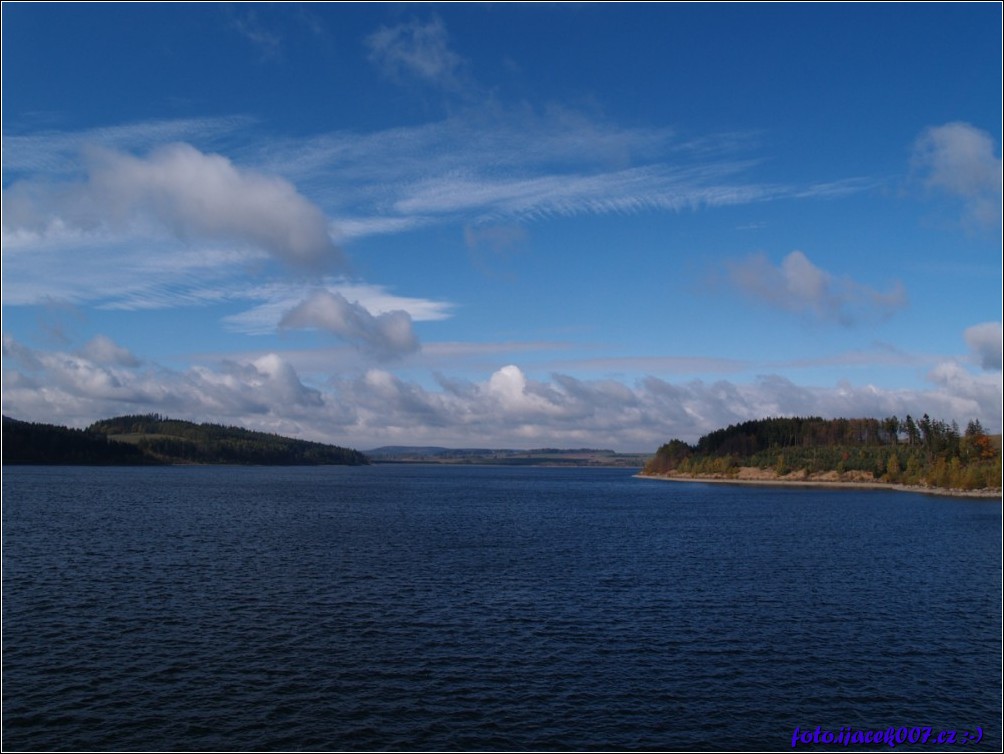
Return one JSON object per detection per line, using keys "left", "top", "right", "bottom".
{"left": 635, "top": 472, "right": 1002, "bottom": 500}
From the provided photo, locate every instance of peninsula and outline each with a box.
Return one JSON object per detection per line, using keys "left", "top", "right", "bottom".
{"left": 640, "top": 415, "right": 1001, "bottom": 498}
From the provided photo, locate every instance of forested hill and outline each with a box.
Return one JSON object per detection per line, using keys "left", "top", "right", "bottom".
{"left": 643, "top": 415, "right": 1001, "bottom": 492}
{"left": 3, "top": 416, "right": 151, "bottom": 465}
{"left": 2, "top": 415, "right": 369, "bottom": 466}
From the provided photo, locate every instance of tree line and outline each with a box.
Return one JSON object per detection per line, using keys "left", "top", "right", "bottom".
{"left": 3, "top": 416, "right": 153, "bottom": 465}
{"left": 644, "top": 415, "right": 1001, "bottom": 491}
{"left": 3, "top": 414, "right": 369, "bottom": 466}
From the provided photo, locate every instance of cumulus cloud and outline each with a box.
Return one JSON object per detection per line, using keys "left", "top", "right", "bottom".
{"left": 964, "top": 322, "right": 1003, "bottom": 371}
{"left": 229, "top": 354, "right": 324, "bottom": 408}
{"left": 2, "top": 143, "right": 342, "bottom": 269}
{"left": 2, "top": 336, "right": 325, "bottom": 431}
{"left": 726, "top": 250, "right": 907, "bottom": 325}
{"left": 912, "top": 122, "right": 1002, "bottom": 229}
{"left": 365, "top": 17, "right": 465, "bottom": 90}
{"left": 926, "top": 360, "right": 1002, "bottom": 419}
{"left": 334, "top": 365, "right": 1001, "bottom": 449}
{"left": 223, "top": 279, "right": 453, "bottom": 336}
{"left": 279, "top": 290, "right": 420, "bottom": 359}
{"left": 3, "top": 334, "right": 157, "bottom": 409}
{"left": 78, "top": 335, "right": 141, "bottom": 367}
{"left": 3, "top": 337, "right": 1000, "bottom": 450}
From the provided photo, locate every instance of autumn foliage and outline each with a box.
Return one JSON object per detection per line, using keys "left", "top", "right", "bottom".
{"left": 644, "top": 415, "right": 1002, "bottom": 492}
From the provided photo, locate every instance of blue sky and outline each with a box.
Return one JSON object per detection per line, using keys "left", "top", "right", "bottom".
{"left": 2, "top": 2, "right": 1001, "bottom": 451}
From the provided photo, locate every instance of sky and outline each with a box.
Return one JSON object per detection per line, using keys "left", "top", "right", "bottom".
{"left": 2, "top": 2, "right": 1001, "bottom": 452}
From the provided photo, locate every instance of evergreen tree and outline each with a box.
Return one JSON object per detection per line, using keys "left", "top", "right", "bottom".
{"left": 643, "top": 414, "right": 1000, "bottom": 491}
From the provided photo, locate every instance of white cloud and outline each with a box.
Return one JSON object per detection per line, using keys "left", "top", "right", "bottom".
{"left": 247, "top": 109, "right": 865, "bottom": 241}
{"left": 239, "top": 354, "right": 324, "bottom": 408}
{"left": 223, "top": 279, "right": 453, "bottom": 336}
{"left": 1, "top": 116, "right": 255, "bottom": 178}
{"left": 331, "top": 216, "right": 434, "bottom": 241}
{"left": 4, "top": 110, "right": 872, "bottom": 256}
{"left": 2, "top": 336, "right": 325, "bottom": 431}
{"left": 279, "top": 290, "right": 420, "bottom": 360}
{"left": 926, "top": 360, "right": 1001, "bottom": 419}
{"left": 912, "top": 122, "right": 1002, "bottom": 229}
{"left": 5, "top": 337, "right": 999, "bottom": 451}
{"left": 392, "top": 163, "right": 774, "bottom": 221}
{"left": 180, "top": 357, "right": 324, "bottom": 416}
{"left": 964, "top": 322, "right": 1003, "bottom": 371}
{"left": 78, "top": 335, "right": 141, "bottom": 367}
{"left": 365, "top": 17, "right": 465, "bottom": 90}
{"left": 1, "top": 236, "right": 265, "bottom": 310}
{"left": 726, "top": 250, "right": 907, "bottom": 325}
{"left": 2, "top": 143, "right": 343, "bottom": 269}
{"left": 228, "top": 8, "right": 282, "bottom": 59}
{"left": 3, "top": 334, "right": 157, "bottom": 409}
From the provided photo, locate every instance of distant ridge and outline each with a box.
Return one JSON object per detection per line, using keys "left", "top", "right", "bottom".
{"left": 366, "top": 446, "right": 468, "bottom": 457}
{"left": 2, "top": 414, "right": 368, "bottom": 466}
{"left": 365, "top": 445, "right": 647, "bottom": 467}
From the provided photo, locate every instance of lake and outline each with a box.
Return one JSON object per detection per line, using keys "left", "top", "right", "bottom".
{"left": 2, "top": 465, "right": 1000, "bottom": 751}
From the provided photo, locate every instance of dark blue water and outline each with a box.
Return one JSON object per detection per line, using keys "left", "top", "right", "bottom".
{"left": 2, "top": 465, "right": 1000, "bottom": 751}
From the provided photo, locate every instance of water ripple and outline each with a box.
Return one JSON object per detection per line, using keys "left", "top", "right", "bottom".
{"left": 3, "top": 466, "right": 1000, "bottom": 751}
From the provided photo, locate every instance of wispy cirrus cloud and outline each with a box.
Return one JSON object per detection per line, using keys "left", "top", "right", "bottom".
{"left": 265, "top": 112, "right": 872, "bottom": 240}
{"left": 1, "top": 241, "right": 269, "bottom": 313}
{"left": 1, "top": 116, "right": 255, "bottom": 178}
{"left": 725, "top": 250, "right": 907, "bottom": 325}
{"left": 392, "top": 162, "right": 777, "bottom": 220}
{"left": 227, "top": 7, "right": 282, "bottom": 60}
{"left": 248, "top": 107, "right": 686, "bottom": 207}
{"left": 3, "top": 108, "right": 872, "bottom": 252}
{"left": 348, "top": 16, "right": 875, "bottom": 236}
{"left": 365, "top": 16, "right": 467, "bottom": 91}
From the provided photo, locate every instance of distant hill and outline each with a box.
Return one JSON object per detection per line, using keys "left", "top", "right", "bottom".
{"left": 366, "top": 446, "right": 472, "bottom": 457}
{"left": 366, "top": 445, "right": 649, "bottom": 467}
{"left": 3, "top": 414, "right": 368, "bottom": 466}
